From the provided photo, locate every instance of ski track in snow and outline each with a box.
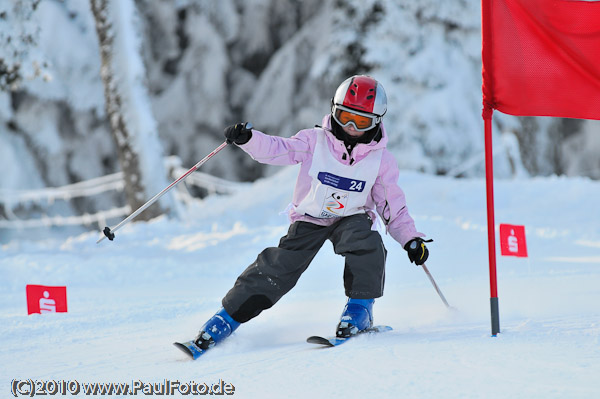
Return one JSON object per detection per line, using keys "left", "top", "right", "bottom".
{"left": 1, "top": 169, "right": 599, "bottom": 398}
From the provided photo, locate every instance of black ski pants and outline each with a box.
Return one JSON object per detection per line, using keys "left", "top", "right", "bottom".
{"left": 222, "top": 213, "right": 387, "bottom": 323}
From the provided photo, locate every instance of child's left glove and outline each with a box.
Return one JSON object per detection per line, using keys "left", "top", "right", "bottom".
{"left": 404, "top": 238, "right": 433, "bottom": 265}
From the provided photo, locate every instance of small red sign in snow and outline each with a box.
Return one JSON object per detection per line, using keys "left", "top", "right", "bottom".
{"left": 499, "top": 224, "right": 528, "bottom": 257}
{"left": 26, "top": 285, "right": 68, "bottom": 315}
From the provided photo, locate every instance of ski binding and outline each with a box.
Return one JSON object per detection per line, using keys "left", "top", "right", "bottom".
{"left": 307, "top": 325, "right": 392, "bottom": 347}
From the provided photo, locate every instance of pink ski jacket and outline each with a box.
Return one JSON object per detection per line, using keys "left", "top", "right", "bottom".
{"left": 238, "top": 115, "right": 425, "bottom": 247}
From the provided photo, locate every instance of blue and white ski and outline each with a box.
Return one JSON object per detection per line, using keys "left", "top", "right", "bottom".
{"left": 173, "top": 340, "right": 208, "bottom": 360}
{"left": 306, "top": 325, "right": 393, "bottom": 347}
{"left": 175, "top": 325, "right": 394, "bottom": 359}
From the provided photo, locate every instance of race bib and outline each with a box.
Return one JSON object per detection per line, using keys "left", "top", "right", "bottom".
{"left": 295, "top": 130, "right": 382, "bottom": 218}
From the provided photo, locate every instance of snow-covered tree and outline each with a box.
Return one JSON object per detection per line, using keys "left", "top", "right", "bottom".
{"left": 0, "top": 0, "right": 49, "bottom": 90}
{"left": 90, "top": 0, "right": 175, "bottom": 220}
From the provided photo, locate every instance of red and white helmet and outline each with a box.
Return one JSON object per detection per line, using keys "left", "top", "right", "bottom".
{"left": 331, "top": 75, "right": 387, "bottom": 131}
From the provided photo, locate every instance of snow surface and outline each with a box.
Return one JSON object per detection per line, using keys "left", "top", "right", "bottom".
{"left": 1, "top": 167, "right": 599, "bottom": 398}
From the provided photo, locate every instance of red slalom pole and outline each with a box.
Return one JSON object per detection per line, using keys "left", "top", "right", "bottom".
{"left": 484, "top": 110, "right": 500, "bottom": 336}
{"left": 482, "top": 0, "right": 499, "bottom": 337}
{"left": 97, "top": 140, "right": 232, "bottom": 244}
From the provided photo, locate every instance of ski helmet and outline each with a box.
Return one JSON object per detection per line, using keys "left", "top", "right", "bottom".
{"left": 331, "top": 75, "right": 387, "bottom": 131}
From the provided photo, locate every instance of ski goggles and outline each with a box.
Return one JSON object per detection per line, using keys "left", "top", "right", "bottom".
{"left": 332, "top": 104, "right": 382, "bottom": 131}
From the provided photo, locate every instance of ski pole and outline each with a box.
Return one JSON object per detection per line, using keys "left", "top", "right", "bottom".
{"left": 421, "top": 263, "right": 450, "bottom": 308}
{"left": 96, "top": 137, "right": 235, "bottom": 244}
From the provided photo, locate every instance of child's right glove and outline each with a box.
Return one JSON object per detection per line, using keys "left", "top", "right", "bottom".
{"left": 224, "top": 122, "right": 253, "bottom": 145}
{"left": 404, "top": 238, "right": 433, "bottom": 265}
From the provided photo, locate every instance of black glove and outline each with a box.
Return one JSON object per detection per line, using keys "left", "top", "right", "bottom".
{"left": 224, "top": 122, "right": 253, "bottom": 145}
{"left": 404, "top": 238, "right": 433, "bottom": 266}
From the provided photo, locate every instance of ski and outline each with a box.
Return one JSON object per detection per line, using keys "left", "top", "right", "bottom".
{"left": 175, "top": 325, "right": 393, "bottom": 358}
{"left": 173, "top": 340, "right": 208, "bottom": 360}
{"left": 306, "top": 325, "right": 393, "bottom": 347}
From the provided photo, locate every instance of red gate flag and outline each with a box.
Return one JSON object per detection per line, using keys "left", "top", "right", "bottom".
{"left": 499, "top": 224, "right": 528, "bottom": 257}
{"left": 479, "top": 0, "right": 600, "bottom": 336}
{"left": 26, "top": 285, "right": 68, "bottom": 315}
{"left": 482, "top": 0, "right": 600, "bottom": 120}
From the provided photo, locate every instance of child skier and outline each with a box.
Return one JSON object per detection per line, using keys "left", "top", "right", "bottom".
{"left": 193, "top": 75, "right": 430, "bottom": 350}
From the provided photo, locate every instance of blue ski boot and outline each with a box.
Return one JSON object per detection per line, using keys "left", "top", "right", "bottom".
{"left": 336, "top": 298, "right": 374, "bottom": 338}
{"left": 194, "top": 307, "right": 240, "bottom": 350}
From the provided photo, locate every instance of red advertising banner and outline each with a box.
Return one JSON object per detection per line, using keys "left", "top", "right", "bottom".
{"left": 26, "top": 285, "right": 68, "bottom": 315}
{"left": 499, "top": 224, "right": 528, "bottom": 258}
